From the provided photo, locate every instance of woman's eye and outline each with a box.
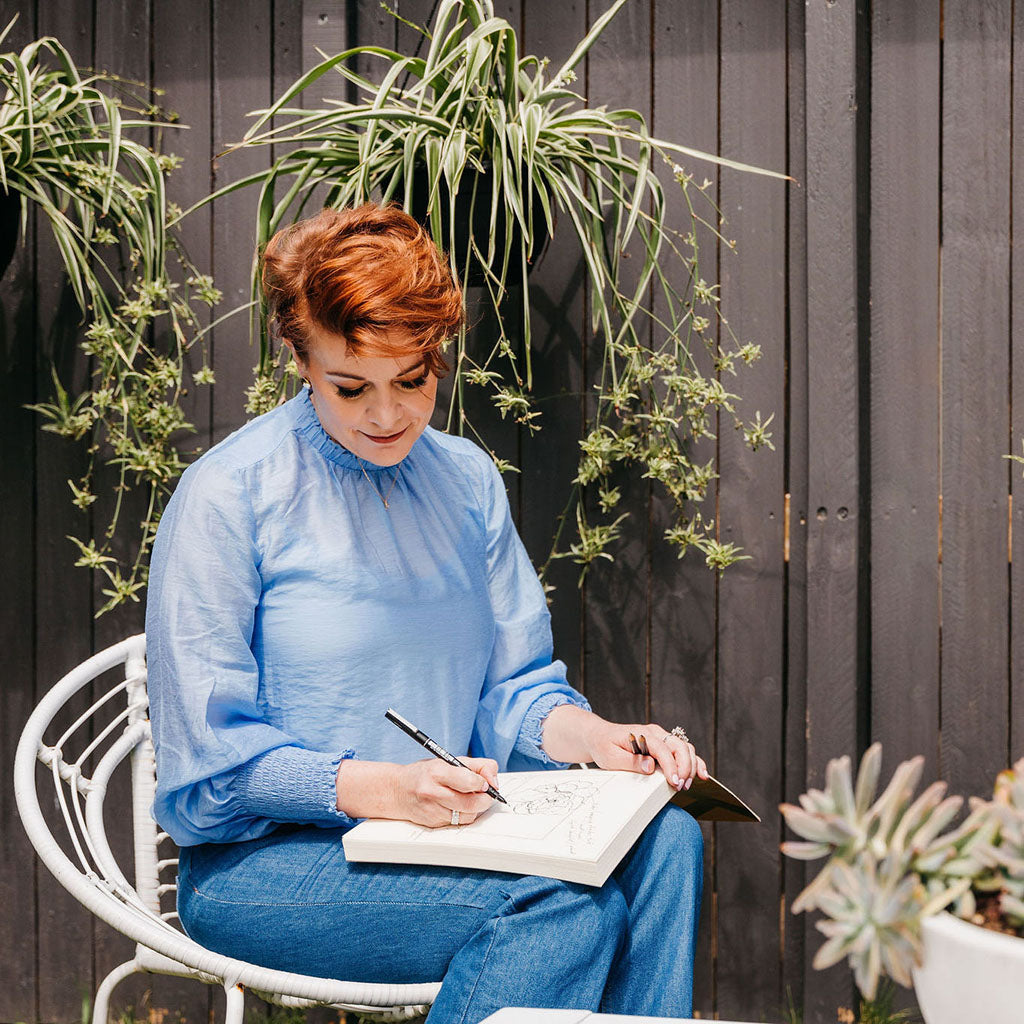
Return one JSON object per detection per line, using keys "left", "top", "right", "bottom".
{"left": 398, "top": 374, "right": 429, "bottom": 391}
{"left": 334, "top": 383, "right": 367, "bottom": 399}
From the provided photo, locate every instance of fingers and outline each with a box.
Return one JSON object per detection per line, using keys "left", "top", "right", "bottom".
{"left": 406, "top": 758, "right": 496, "bottom": 828}
{"left": 616, "top": 726, "right": 708, "bottom": 791}
{"left": 459, "top": 756, "right": 501, "bottom": 792}
{"left": 642, "top": 731, "right": 692, "bottom": 790}
{"left": 596, "top": 730, "right": 647, "bottom": 772}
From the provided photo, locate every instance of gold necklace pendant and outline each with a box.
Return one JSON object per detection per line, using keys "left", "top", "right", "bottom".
{"left": 359, "top": 459, "right": 402, "bottom": 509}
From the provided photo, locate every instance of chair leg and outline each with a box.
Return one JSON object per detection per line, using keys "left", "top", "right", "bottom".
{"left": 93, "top": 960, "right": 143, "bottom": 1024}
{"left": 224, "top": 982, "right": 245, "bottom": 1024}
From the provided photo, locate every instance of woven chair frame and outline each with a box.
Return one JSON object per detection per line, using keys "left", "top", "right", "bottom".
{"left": 13, "top": 634, "right": 441, "bottom": 1023}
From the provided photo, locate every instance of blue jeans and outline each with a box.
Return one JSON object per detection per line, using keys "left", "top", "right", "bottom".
{"left": 178, "top": 804, "right": 703, "bottom": 1023}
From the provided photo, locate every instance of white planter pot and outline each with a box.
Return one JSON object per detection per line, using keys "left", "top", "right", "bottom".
{"left": 912, "top": 911, "right": 1024, "bottom": 1024}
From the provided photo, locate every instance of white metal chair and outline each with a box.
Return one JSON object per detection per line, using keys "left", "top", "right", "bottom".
{"left": 14, "top": 634, "right": 441, "bottom": 1023}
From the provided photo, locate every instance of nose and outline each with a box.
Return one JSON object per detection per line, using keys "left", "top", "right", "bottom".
{"left": 365, "top": 389, "right": 404, "bottom": 434}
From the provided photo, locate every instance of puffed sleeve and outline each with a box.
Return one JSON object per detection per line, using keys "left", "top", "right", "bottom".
{"left": 146, "top": 459, "right": 356, "bottom": 846}
{"left": 469, "top": 454, "right": 591, "bottom": 771}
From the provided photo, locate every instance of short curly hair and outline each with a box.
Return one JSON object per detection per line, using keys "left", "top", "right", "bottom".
{"left": 259, "top": 203, "right": 464, "bottom": 377}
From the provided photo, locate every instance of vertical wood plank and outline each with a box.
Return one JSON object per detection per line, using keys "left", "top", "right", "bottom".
{"left": 302, "top": 0, "right": 349, "bottom": 110}
{"left": 870, "top": 2, "right": 941, "bottom": 788}
{"left": 31, "top": 0, "right": 101, "bottom": 1012}
{"left": 151, "top": 4, "right": 219, "bottom": 1020}
{"left": 940, "top": 0, "right": 1012, "bottom": 795}
{"left": 716, "top": 3, "right": 787, "bottom": 1019}
{"left": 395, "top": 0, "right": 437, "bottom": 67}
{"left": 1012, "top": 0, "right": 1024, "bottom": 764}
{"left": 649, "top": 0, "right": 718, "bottom": 1014}
{"left": 518, "top": 0, "right": 586, "bottom": 686}
{"left": 0, "top": 5, "right": 39, "bottom": 1018}
{"left": 156, "top": 0, "right": 215, "bottom": 457}
{"left": 354, "top": 0, "right": 397, "bottom": 88}
{"left": 582, "top": 0, "right": 651, "bottom": 730}
{"left": 783, "top": 0, "right": 809, "bottom": 1011}
{"left": 460, "top": 0, "right": 523, "bottom": 523}
{"left": 803, "top": 0, "right": 863, "bottom": 1017}
{"left": 91, "top": 5, "right": 155, "bottom": 1017}
{"left": 212, "top": 0, "right": 274, "bottom": 442}
{"left": 869, "top": 26, "right": 938, "bottom": 1016}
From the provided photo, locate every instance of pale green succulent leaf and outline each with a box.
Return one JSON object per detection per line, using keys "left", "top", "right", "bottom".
{"left": 854, "top": 742, "right": 883, "bottom": 816}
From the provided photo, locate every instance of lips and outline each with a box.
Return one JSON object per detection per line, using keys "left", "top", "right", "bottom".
{"left": 362, "top": 426, "right": 408, "bottom": 444}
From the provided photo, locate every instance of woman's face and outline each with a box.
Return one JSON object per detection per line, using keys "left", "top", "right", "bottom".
{"left": 293, "top": 326, "right": 438, "bottom": 467}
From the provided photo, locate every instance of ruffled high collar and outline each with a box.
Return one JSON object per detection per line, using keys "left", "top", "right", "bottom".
{"left": 292, "top": 385, "right": 397, "bottom": 473}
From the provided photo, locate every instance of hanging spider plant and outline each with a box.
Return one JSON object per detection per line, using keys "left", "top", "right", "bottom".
{"left": 1, "top": 15, "right": 221, "bottom": 615}
{"left": 203, "top": 0, "right": 785, "bottom": 579}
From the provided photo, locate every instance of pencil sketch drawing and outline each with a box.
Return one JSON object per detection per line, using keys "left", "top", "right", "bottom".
{"left": 431, "top": 775, "right": 606, "bottom": 851}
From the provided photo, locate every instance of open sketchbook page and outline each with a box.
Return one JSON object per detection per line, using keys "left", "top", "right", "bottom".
{"left": 342, "top": 769, "right": 674, "bottom": 885}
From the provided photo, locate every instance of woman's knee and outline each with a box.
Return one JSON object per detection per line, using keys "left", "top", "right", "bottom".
{"left": 644, "top": 804, "right": 705, "bottom": 872}
{"left": 504, "top": 873, "right": 629, "bottom": 959}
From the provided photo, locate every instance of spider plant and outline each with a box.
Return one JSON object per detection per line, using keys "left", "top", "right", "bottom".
{"left": 1, "top": 15, "right": 220, "bottom": 614}
{"left": 199, "top": 0, "right": 785, "bottom": 580}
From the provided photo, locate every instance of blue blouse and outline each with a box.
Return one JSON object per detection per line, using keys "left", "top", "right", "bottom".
{"left": 146, "top": 386, "right": 590, "bottom": 847}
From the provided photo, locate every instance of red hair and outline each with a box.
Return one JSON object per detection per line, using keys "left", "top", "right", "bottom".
{"left": 260, "top": 203, "right": 464, "bottom": 376}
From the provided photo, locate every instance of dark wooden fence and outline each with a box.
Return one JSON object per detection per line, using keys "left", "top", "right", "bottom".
{"left": 2, "top": 1, "right": 1021, "bottom": 1021}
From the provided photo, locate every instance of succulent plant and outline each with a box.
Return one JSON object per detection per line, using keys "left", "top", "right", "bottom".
{"left": 781, "top": 744, "right": 1023, "bottom": 1000}
{"left": 970, "top": 759, "right": 1024, "bottom": 927}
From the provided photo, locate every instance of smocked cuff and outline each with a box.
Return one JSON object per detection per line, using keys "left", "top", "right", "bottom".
{"left": 516, "top": 692, "right": 593, "bottom": 768}
{"left": 233, "top": 745, "right": 358, "bottom": 828}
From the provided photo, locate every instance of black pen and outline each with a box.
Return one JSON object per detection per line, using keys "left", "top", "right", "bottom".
{"left": 385, "top": 707, "right": 508, "bottom": 805}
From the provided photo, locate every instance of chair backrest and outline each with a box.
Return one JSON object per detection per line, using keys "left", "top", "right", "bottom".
{"left": 14, "top": 635, "right": 184, "bottom": 942}
{"left": 14, "top": 634, "right": 443, "bottom": 1014}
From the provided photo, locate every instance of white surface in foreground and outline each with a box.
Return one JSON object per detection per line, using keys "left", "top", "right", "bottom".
{"left": 479, "top": 1010, "right": 776, "bottom": 1023}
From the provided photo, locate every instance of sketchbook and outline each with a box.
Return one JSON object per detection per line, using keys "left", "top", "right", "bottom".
{"left": 341, "top": 768, "right": 758, "bottom": 887}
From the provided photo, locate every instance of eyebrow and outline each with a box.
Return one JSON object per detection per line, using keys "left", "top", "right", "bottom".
{"left": 325, "top": 359, "right": 425, "bottom": 381}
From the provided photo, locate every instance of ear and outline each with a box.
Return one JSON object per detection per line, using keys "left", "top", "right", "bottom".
{"left": 282, "top": 338, "right": 309, "bottom": 379}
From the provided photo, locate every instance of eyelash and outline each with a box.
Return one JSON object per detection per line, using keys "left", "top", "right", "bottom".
{"left": 333, "top": 374, "right": 429, "bottom": 399}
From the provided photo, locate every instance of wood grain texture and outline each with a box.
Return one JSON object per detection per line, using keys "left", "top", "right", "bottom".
{"left": 89, "top": 6, "right": 159, "bottom": 1018}
{"left": 783, "top": 0, "right": 809, "bottom": 1009}
{"left": 302, "top": 0, "right": 349, "bottom": 110}
{"left": 0, "top": 9, "right": 39, "bottom": 1022}
{"left": 715, "top": 3, "right": 788, "bottom": 1019}
{"left": 870, "top": 1, "right": 942, "bottom": 787}
{"left": 211, "top": 0, "right": 274, "bottom": 442}
{"left": 10, "top": 1, "right": 1024, "bottom": 1017}
{"left": 31, "top": 3, "right": 102, "bottom": 1016}
{"left": 151, "top": 6, "right": 220, "bottom": 1020}
{"left": 649, "top": 0, "right": 718, "bottom": 1013}
{"left": 395, "top": 0, "right": 437, "bottom": 68}
{"left": 581, "top": 0, "right": 650, "bottom": 728}
{"left": 802, "top": 0, "right": 863, "bottom": 1017}
{"left": 460, "top": 0, "right": 523, "bottom": 524}
{"left": 940, "top": 0, "right": 1012, "bottom": 795}
{"left": 156, "top": 0, "right": 215, "bottom": 458}
{"left": 518, "top": 0, "right": 586, "bottom": 693}
{"left": 1012, "top": 0, "right": 1024, "bottom": 764}
{"left": 866, "top": 21, "right": 941, "bottom": 1012}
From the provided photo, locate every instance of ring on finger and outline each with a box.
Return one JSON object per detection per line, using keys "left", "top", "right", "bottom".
{"left": 670, "top": 725, "right": 690, "bottom": 744}
{"left": 450, "top": 808, "right": 460, "bottom": 826}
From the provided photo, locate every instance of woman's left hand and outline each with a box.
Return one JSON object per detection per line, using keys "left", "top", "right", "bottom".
{"left": 589, "top": 719, "right": 708, "bottom": 791}
{"left": 541, "top": 705, "right": 709, "bottom": 791}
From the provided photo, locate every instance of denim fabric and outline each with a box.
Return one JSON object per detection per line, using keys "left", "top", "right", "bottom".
{"left": 178, "top": 804, "right": 703, "bottom": 1023}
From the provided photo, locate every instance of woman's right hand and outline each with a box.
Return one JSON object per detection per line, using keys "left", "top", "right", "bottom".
{"left": 393, "top": 757, "right": 499, "bottom": 828}
{"left": 335, "top": 756, "right": 499, "bottom": 827}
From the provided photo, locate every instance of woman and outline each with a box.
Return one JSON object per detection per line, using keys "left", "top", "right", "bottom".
{"left": 146, "top": 203, "right": 707, "bottom": 1022}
